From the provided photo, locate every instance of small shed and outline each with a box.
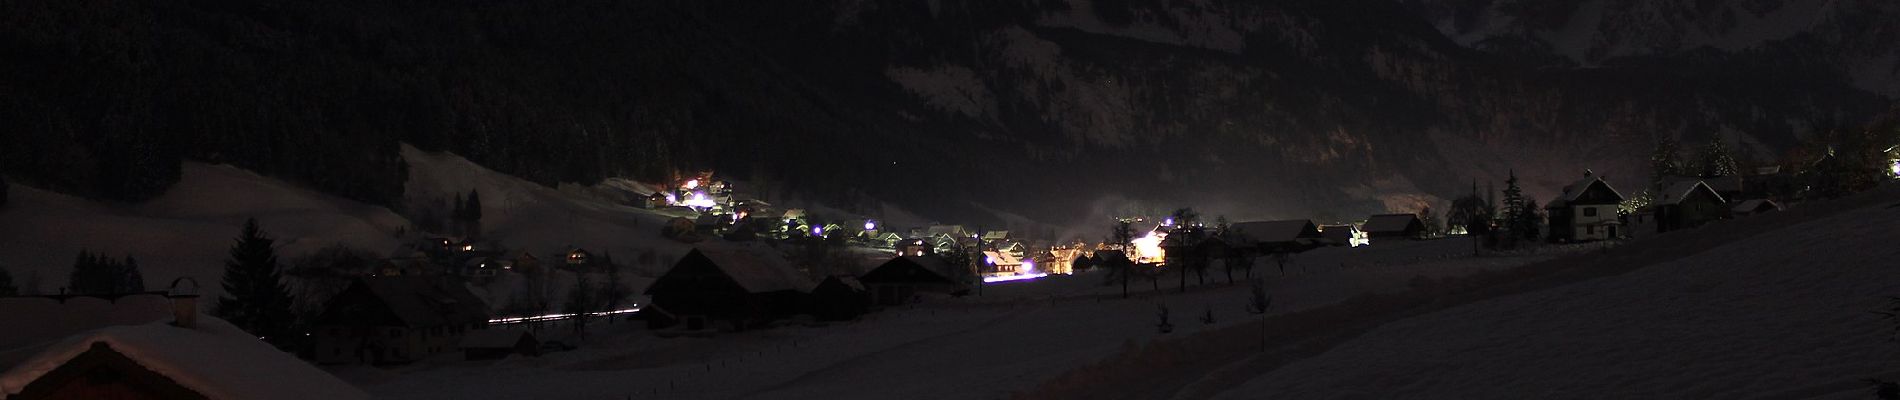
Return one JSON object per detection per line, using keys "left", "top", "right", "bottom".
{"left": 459, "top": 329, "right": 539, "bottom": 360}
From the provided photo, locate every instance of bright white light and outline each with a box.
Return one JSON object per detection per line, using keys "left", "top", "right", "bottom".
{"left": 683, "top": 179, "right": 700, "bottom": 189}
{"left": 664, "top": 193, "right": 678, "bottom": 205}
{"left": 811, "top": 226, "right": 824, "bottom": 236}
{"left": 461, "top": 245, "right": 474, "bottom": 251}
{"left": 1022, "top": 259, "right": 1036, "bottom": 274}
{"left": 864, "top": 220, "right": 877, "bottom": 231}
{"left": 1132, "top": 230, "right": 1166, "bottom": 263}
{"left": 681, "top": 191, "right": 717, "bottom": 210}
{"left": 489, "top": 305, "right": 642, "bottom": 324}
{"left": 983, "top": 273, "right": 1047, "bottom": 283}
{"left": 1164, "top": 217, "right": 1174, "bottom": 226}
{"left": 1890, "top": 161, "right": 1899, "bottom": 177}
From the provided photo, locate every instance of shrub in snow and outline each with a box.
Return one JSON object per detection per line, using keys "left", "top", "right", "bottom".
{"left": 1245, "top": 278, "right": 1271, "bottom": 315}
{"left": 1155, "top": 304, "right": 1172, "bottom": 333}
{"left": 1200, "top": 306, "right": 1215, "bottom": 325}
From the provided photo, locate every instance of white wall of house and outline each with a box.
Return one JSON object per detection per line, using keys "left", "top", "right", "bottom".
{"left": 1570, "top": 205, "right": 1621, "bottom": 241}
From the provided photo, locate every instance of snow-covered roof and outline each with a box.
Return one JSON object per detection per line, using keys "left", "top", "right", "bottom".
{"left": 1557, "top": 176, "right": 1625, "bottom": 204}
{"left": 982, "top": 251, "right": 1021, "bottom": 266}
{"left": 0, "top": 294, "right": 173, "bottom": 357}
{"left": 1657, "top": 180, "right": 1724, "bottom": 205}
{"left": 0, "top": 317, "right": 368, "bottom": 400}
{"left": 691, "top": 245, "right": 813, "bottom": 293}
{"left": 1731, "top": 199, "right": 1779, "bottom": 213}
{"left": 1361, "top": 214, "right": 1422, "bottom": 234}
{"left": 981, "top": 231, "right": 1010, "bottom": 241}
{"left": 1228, "top": 220, "right": 1320, "bottom": 243}
{"left": 459, "top": 329, "right": 534, "bottom": 349}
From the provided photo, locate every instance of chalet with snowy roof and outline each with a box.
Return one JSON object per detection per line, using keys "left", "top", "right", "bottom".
{"left": 859, "top": 255, "right": 966, "bottom": 306}
{"left": 1362, "top": 214, "right": 1426, "bottom": 240}
{"left": 1546, "top": 172, "right": 1625, "bottom": 242}
{"left": 644, "top": 246, "right": 813, "bottom": 331}
{"left": 1731, "top": 199, "right": 1781, "bottom": 217}
{"left": 896, "top": 238, "right": 932, "bottom": 257}
{"left": 981, "top": 230, "right": 1011, "bottom": 243}
{"left": 809, "top": 276, "right": 869, "bottom": 321}
{"left": 458, "top": 329, "right": 538, "bottom": 361}
{"left": 862, "top": 231, "right": 904, "bottom": 249}
{"left": 980, "top": 251, "right": 1023, "bottom": 277}
{"left": 1227, "top": 220, "right": 1326, "bottom": 252}
{"left": 1650, "top": 179, "right": 1727, "bottom": 233}
{"left": 312, "top": 277, "right": 490, "bottom": 365}
{"left": 1319, "top": 225, "right": 1368, "bottom": 247}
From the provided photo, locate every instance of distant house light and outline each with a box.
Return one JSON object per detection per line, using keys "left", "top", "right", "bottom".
{"left": 864, "top": 220, "right": 877, "bottom": 231}
{"left": 461, "top": 245, "right": 474, "bottom": 251}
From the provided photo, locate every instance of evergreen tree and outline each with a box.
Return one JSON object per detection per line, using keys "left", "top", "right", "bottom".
{"left": 0, "top": 266, "right": 16, "bottom": 296}
{"left": 1501, "top": 171, "right": 1526, "bottom": 236}
{"left": 1697, "top": 135, "right": 1739, "bottom": 177}
{"left": 215, "top": 218, "right": 297, "bottom": 345}
{"left": 1519, "top": 199, "right": 1542, "bottom": 240}
{"left": 120, "top": 255, "right": 145, "bottom": 293}
{"left": 465, "top": 189, "right": 483, "bottom": 220}
{"left": 1650, "top": 137, "right": 1686, "bottom": 191}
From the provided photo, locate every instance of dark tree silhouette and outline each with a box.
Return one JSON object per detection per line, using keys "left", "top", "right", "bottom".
{"left": 215, "top": 219, "right": 297, "bottom": 346}
{"left": 0, "top": 266, "right": 15, "bottom": 296}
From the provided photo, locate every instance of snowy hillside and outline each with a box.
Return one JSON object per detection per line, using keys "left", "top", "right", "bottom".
{"left": 1206, "top": 188, "right": 1900, "bottom": 398}
{"left": 0, "top": 145, "right": 697, "bottom": 298}
{"left": 0, "top": 164, "right": 407, "bottom": 296}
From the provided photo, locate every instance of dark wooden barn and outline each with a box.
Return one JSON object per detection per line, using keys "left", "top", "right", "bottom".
{"left": 644, "top": 246, "right": 813, "bottom": 331}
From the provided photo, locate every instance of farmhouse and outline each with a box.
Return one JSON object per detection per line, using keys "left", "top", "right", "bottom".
{"left": 312, "top": 277, "right": 490, "bottom": 365}
{"left": 644, "top": 246, "right": 813, "bottom": 331}
{"left": 1361, "top": 214, "right": 1426, "bottom": 240}
{"left": 1546, "top": 172, "right": 1626, "bottom": 242}
{"left": 1652, "top": 179, "right": 1728, "bottom": 233}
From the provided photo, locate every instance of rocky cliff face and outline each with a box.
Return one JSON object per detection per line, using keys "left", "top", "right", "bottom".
{"left": 1, "top": 0, "right": 1888, "bottom": 231}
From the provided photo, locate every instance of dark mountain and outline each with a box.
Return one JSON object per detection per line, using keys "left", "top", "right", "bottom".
{"left": 1, "top": 0, "right": 1889, "bottom": 230}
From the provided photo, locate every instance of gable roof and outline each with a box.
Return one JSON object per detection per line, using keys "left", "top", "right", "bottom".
{"left": 1731, "top": 199, "right": 1780, "bottom": 213}
{"left": 687, "top": 245, "right": 813, "bottom": 293}
{"left": 981, "top": 231, "right": 1010, "bottom": 241}
{"left": 0, "top": 317, "right": 369, "bottom": 400}
{"left": 1657, "top": 180, "right": 1725, "bottom": 205}
{"left": 347, "top": 277, "right": 489, "bottom": 328}
{"left": 1228, "top": 220, "right": 1322, "bottom": 243}
{"left": 981, "top": 251, "right": 1021, "bottom": 266}
{"left": 1557, "top": 176, "right": 1626, "bottom": 205}
{"left": 0, "top": 294, "right": 174, "bottom": 355}
{"left": 860, "top": 256, "right": 960, "bottom": 285}
{"left": 1361, "top": 214, "right": 1423, "bottom": 234}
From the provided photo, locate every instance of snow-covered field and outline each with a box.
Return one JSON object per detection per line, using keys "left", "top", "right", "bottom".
{"left": 346, "top": 239, "right": 1583, "bottom": 400}
{"left": 1209, "top": 189, "right": 1900, "bottom": 399}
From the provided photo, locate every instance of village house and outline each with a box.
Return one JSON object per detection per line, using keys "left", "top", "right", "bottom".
{"left": 896, "top": 238, "right": 932, "bottom": 257}
{"left": 644, "top": 246, "right": 814, "bottom": 331}
{"left": 1228, "top": 220, "right": 1327, "bottom": 252}
{"left": 1319, "top": 225, "right": 1369, "bottom": 247}
{"left": 980, "top": 251, "right": 1023, "bottom": 277}
{"left": 312, "top": 277, "right": 490, "bottom": 365}
{"left": 1650, "top": 179, "right": 1728, "bottom": 233}
{"left": 809, "top": 276, "right": 870, "bottom": 321}
{"left": 1361, "top": 213, "right": 1426, "bottom": 240}
{"left": 458, "top": 329, "right": 539, "bottom": 361}
{"left": 859, "top": 255, "right": 967, "bottom": 306}
{"left": 1546, "top": 172, "right": 1626, "bottom": 242}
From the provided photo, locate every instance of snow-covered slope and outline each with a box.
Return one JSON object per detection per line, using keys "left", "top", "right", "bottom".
{"left": 1211, "top": 189, "right": 1900, "bottom": 398}
{"left": 400, "top": 144, "right": 692, "bottom": 273}
{"left": 0, "top": 144, "right": 696, "bottom": 299}
{"left": 0, "top": 164, "right": 407, "bottom": 296}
